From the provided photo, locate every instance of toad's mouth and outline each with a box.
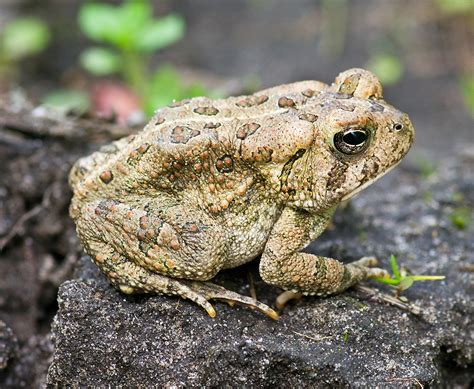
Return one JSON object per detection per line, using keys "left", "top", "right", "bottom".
{"left": 341, "top": 159, "right": 401, "bottom": 202}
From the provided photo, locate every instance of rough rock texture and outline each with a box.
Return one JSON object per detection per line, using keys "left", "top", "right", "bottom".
{"left": 0, "top": 103, "right": 136, "bottom": 388}
{"left": 0, "top": 321, "right": 18, "bottom": 373}
{"left": 0, "top": 320, "right": 53, "bottom": 388}
{"left": 1, "top": 334, "right": 53, "bottom": 388}
{"left": 47, "top": 150, "right": 473, "bottom": 387}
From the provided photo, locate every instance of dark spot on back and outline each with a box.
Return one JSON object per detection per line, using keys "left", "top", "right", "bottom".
{"left": 170, "top": 126, "right": 200, "bottom": 144}
{"left": 236, "top": 95, "right": 269, "bottom": 108}
{"left": 302, "top": 89, "right": 317, "bottom": 98}
{"left": 99, "top": 170, "right": 113, "bottom": 184}
{"left": 298, "top": 113, "right": 318, "bottom": 122}
{"left": 278, "top": 97, "right": 296, "bottom": 108}
{"left": 204, "top": 122, "right": 221, "bottom": 129}
{"left": 216, "top": 155, "right": 234, "bottom": 173}
{"left": 194, "top": 106, "right": 219, "bottom": 116}
{"left": 236, "top": 122, "right": 261, "bottom": 139}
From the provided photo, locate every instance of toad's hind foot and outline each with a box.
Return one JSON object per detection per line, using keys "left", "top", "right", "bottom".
{"left": 86, "top": 241, "right": 279, "bottom": 319}
{"left": 118, "top": 272, "right": 279, "bottom": 320}
{"left": 181, "top": 281, "right": 279, "bottom": 320}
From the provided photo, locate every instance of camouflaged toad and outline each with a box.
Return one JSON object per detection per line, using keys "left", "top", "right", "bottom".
{"left": 69, "top": 68, "right": 414, "bottom": 319}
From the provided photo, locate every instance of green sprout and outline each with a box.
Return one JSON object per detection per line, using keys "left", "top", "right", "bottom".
{"left": 78, "top": 0, "right": 208, "bottom": 116}
{"left": 366, "top": 53, "right": 404, "bottom": 86}
{"left": 450, "top": 207, "right": 470, "bottom": 230}
{"left": 414, "top": 155, "right": 437, "bottom": 180}
{"left": 0, "top": 17, "right": 50, "bottom": 77}
{"left": 373, "top": 255, "right": 445, "bottom": 297}
{"left": 41, "top": 89, "right": 90, "bottom": 115}
{"left": 436, "top": 0, "right": 474, "bottom": 14}
{"left": 343, "top": 329, "right": 349, "bottom": 343}
{"left": 459, "top": 75, "right": 474, "bottom": 117}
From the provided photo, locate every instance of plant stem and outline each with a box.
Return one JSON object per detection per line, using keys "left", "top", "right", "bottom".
{"left": 121, "top": 49, "right": 148, "bottom": 101}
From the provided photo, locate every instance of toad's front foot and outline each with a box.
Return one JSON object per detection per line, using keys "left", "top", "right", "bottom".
{"left": 274, "top": 256, "right": 390, "bottom": 309}
{"left": 347, "top": 256, "right": 390, "bottom": 279}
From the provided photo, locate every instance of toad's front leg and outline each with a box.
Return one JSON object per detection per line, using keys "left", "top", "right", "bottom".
{"left": 259, "top": 207, "right": 389, "bottom": 296}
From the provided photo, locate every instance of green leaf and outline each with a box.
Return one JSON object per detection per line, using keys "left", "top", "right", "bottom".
{"left": 414, "top": 155, "right": 437, "bottom": 179}
{"left": 135, "top": 14, "right": 185, "bottom": 52}
{"left": 367, "top": 54, "right": 404, "bottom": 86}
{"left": 390, "top": 255, "right": 401, "bottom": 280}
{"left": 398, "top": 277, "right": 414, "bottom": 291}
{"left": 436, "top": 0, "right": 474, "bottom": 14}
{"left": 0, "top": 17, "right": 50, "bottom": 60}
{"left": 185, "top": 83, "right": 207, "bottom": 99}
{"left": 116, "top": 1, "right": 153, "bottom": 49}
{"left": 372, "top": 276, "right": 400, "bottom": 285}
{"left": 450, "top": 207, "right": 471, "bottom": 230}
{"left": 119, "top": 1, "right": 152, "bottom": 33}
{"left": 41, "top": 90, "right": 90, "bottom": 114}
{"left": 80, "top": 47, "right": 121, "bottom": 75}
{"left": 144, "top": 65, "right": 208, "bottom": 116}
{"left": 459, "top": 75, "right": 474, "bottom": 117}
{"left": 79, "top": 2, "right": 158, "bottom": 50}
{"left": 410, "top": 275, "right": 446, "bottom": 281}
{"left": 373, "top": 255, "right": 446, "bottom": 295}
{"left": 78, "top": 3, "right": 122, "bottom": 44}
{"left": 145, "top": 65, "right": 181, "bottom": 113}
{"left": 343, "top": 329, "right": 349, "bottom": 343}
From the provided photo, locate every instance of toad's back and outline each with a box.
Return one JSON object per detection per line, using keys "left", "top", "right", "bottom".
{"left": 69, "top": 79, "right": 328, "bottom": 212}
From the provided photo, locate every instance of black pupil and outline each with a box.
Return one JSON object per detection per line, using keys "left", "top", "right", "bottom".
{"left": 343, "top": 130, "right": 367, "bottom": 145}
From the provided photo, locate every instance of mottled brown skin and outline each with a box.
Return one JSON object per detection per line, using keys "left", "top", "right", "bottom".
{"left": 69, "top": 69, "right": 414, "bottom": 319}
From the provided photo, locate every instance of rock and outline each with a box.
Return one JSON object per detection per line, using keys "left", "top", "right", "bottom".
{"left": 0, "top": 320, "right": 18, "bottom": 372}
{"left": 47, "top": 153, "right": 473, "bottom": 387}
{"left": 0, "top": 318, "right": 53, "bottom": 388}
{"left": 1, "top": 334, "right": 53, "bottom": 388}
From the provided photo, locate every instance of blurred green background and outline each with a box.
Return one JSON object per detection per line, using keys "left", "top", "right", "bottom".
{"left": 0, "top": 0, "right": 472, "bottom": 157}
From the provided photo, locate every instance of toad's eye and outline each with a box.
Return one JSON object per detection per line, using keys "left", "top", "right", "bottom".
{"left": 333, "top": 128, "right": 370, "bottom": 155}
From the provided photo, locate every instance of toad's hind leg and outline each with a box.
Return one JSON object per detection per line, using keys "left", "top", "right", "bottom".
{"left": 90, "top": 241, "right": 278, "bottom": 319}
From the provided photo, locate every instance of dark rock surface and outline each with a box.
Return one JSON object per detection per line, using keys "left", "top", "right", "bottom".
{"left": 0, "top": 105, "right": 135, "bottom": 388}
{"left": 0, "top": 321, "right": 18, "bottom": 373}
{"left": 47, "top": 150, "right": 473, "bottom": 387}
{"left": 1, "top": 334, "right": 53, "bottom": 388}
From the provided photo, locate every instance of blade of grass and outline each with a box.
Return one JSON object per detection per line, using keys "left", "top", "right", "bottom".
{"left": 390, "top": 254, "right": 401, "bottom": 279}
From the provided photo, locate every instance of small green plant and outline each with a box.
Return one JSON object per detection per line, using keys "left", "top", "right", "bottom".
{"left": 41, "top": 89, "right": 90, "bottom": 115}
{"left": 78, "top": 1, "right": 207, "bottom": 115}
{"left": 342, "top": 329, "right": 349, "bottom": 343}
{"left": 0, "top": 17, "right": 50, "bottom": 77}
{"left": 414, "top": 155, "right": 437, "bottom": 180}
{"left": 450, "top": 207, "right": 470, "bottom": 230}
{"left": 436, "top": 0, "right": 474, "bottom": 14}
{"left": 459, "top": 75, "right": 474, "bottom": 117}
{"left": 366, "top": 53, "right": 404, "bottom": 86}
{"left": 373, "top": 255, "right": 445, "bottom": 297}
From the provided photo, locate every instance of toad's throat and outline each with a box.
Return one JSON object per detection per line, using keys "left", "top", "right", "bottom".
{"left": 341, "top": 159, "right": 401, "bottom": 202}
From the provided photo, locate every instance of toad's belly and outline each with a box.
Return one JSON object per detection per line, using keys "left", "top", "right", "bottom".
{"left": 222, "top": 204, "right": 282, "bottom": 269}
